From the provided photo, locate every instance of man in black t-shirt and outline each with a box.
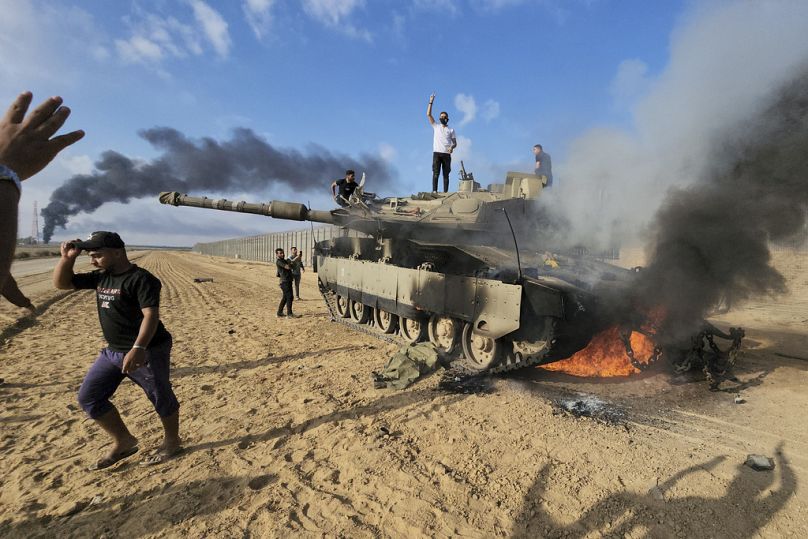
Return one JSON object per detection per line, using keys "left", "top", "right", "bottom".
{"left": 330, "top": 169, "right": 358, "bottom": 207}
{"left": 275, "top": 247, "right": 298, "bottom": 317}
{"left": 54, "top": 231, "right": 180, "bottom": 470}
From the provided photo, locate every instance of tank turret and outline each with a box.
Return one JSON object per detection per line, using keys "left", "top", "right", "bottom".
{"left": 160, "top": 170, "right": 550, "bottom": 250}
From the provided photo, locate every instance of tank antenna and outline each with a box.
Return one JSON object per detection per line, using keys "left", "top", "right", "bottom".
{"left": 501, "top": 208, "right": 523, "bottom": 281}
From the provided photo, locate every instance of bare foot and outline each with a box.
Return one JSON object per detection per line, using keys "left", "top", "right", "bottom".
{"left": 142, "top": 439, "right": 183, "bottom": 466}
{"left": 91, "top": 435, "right": 139, "bottom": 470}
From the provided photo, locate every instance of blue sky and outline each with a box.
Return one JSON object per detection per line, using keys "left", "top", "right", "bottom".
{"left": 4, "top": 0, "right": 802, "bottom": 246}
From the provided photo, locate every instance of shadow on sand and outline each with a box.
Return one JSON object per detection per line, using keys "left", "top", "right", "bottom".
{"left": 0, "top": 474, "right": 250, "bottom": 539}
{"left": 512, "top": 443, "right": 796, "bottom": 538}
{"left": 0, "top": 290, "right": 78, "bottom": 346}
{"left": 171, "top": 344, "right": 365, "bottom": 379}
{"left": 184, "top": 386, "right": 466, "bottom": 455}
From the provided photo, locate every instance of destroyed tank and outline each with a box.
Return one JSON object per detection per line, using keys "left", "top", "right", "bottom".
{"left": 159, "top": 168, "right": 662, "bottom": 374}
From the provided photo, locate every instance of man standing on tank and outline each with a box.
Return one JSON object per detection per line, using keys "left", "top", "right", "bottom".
{"left": 533, "top": 144, "right": 553, "bottom": 187}
{"left": 275, "top": 247, "right": 298, "bottom": 318}
{"left": 427, "top": 93, "right": 457, "bottom": 193}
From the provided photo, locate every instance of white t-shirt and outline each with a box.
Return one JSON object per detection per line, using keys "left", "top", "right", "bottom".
{"left": 432, "top": 123, "right": 456, "bottom": 154}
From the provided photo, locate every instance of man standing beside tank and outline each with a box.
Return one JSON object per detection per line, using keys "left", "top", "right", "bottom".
{"left": 275, "top": 247, "right": 298, "bottom": 318}
{"left": 331, "top": 170, "right": 358, "bottom": 207}
{"left": 427, "top": 93, "right": 457, "bottom": 193}
{"left": 533, "top": 144, "right": 553, "bottom": 187}
{"left": 289, "top": 246, "right": 305, "bottom": 300}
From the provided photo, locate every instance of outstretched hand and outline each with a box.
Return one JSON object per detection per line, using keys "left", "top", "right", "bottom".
{"left": 429, "top": 92, "right": 436, "bottom": 103}
{"left": 0, "top": 92, "right": 85, "bottom": 180}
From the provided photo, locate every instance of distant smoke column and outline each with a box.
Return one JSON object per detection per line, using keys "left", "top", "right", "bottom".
{"left": 635, "top": 68, "right": 808, "bottom": 342}
{"left": 41, "top": 127, "right": 395, "bottom": 242}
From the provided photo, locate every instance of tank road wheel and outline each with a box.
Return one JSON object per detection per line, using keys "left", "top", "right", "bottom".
{"left": 349, "top": 300, "right": 371, "bottom": 324}
{"left": 373, "top": 309, "right": 398, "bottom": 334}
{"left": 461, "top": 323, "right": 504, "bottom": 371}
{"left": 400, "top": 317, "right": 425, "bottom": 343}
{"left": 335, "top": 295, "right": 350, "bottom": 318}
{"left": 428, "top": 315, "right": 461, "bottom": 354}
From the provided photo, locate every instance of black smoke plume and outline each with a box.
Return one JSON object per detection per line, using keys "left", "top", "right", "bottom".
{"left": 635, "top": 67, "right": 808, "bottom": 342}
{"left": 42, "top": 127, "right": 395, "bottom": 242}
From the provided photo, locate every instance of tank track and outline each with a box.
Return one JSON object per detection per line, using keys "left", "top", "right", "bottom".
{"left": 318, "top": 283, "right": 398, "bottom": 345}
{"left": 319, "top": 284, "right": 745, "bottom": 383}
{"left": 487, "top": 350, "right": 550, "bottom": 374}
{"left": 318, "top": 282, "right": 548, "bottom": 374}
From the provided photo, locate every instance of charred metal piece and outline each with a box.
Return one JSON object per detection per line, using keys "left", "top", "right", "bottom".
{"left": 673, "top": 323, "right": 745, "bottom": 388}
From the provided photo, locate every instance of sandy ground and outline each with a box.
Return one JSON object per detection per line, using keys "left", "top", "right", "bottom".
{"left": 1, "top": 250, "right": 807, "bottom": 538}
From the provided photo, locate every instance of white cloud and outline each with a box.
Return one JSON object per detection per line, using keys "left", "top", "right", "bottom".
{"left": 62, "top": 155, "right": 95, "bottom": 176}
{"left": 115, "top": 2, "right": 231, "bottom": 67}
{"left": 609, "top": 58, "right": 650, "bottom": 104}
{"left": 92, "top": 46, "right": 111, "bottom": 61}
{"left": 454, "top": 93, "right": 477, "bottom": 127}
{"left": 0, "top": 1, "right": 107, "bottom": 90}
{"left": 412, "top": 0, "right": 460, "bottom": 15}
{"left": 303, "top": 0, "right": 362, "bottom": 25}
{"left": 473, "top": 0, "right": 526, "bottom": 10}
{"left": 115, "top": 13, "right": 204, "bottom": 66}
{"left": 481, "top": 99, "right": 500, "bottom": 121}
{"left": 302, "top": 0, "right": 372, "bottom": 41}
{"left": 379, "top": 142, "right": 397, "bottom": 162}
{"left": 188, "top": 0, "right": 232, "bottom": 57}
{"left": 116, "top": 34, "right": 164, "bottom": 64}
{"left": 243, "top": 0, "right": 276, "bottom": 39}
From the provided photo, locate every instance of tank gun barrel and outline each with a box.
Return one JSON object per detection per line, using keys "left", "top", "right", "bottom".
{"left": 158, "top": 192, "right": 335, "bottom": 224}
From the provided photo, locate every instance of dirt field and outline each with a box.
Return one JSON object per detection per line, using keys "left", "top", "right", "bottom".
{"left": 1, "top": 250, "right": 807, "bottom": 538}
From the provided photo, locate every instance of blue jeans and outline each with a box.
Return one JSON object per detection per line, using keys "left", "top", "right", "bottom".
{"left": 77, "top": 338, "right": 179, "bottom": 419}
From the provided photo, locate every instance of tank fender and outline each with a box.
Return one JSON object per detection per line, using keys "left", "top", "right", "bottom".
{"left": 523, "top": 279, "right": 564, "bottom": 318}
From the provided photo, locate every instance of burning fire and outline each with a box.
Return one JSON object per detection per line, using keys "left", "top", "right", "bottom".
{"left": 541, "top": 326, "right": 657, "bottom": 377}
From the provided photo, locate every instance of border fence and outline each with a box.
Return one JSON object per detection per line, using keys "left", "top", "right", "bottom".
{"left": 193, "top": 225, "right": 806, "bottom": 269}
{"left": 192, "top": 225, "right": 363, "bottom": 268}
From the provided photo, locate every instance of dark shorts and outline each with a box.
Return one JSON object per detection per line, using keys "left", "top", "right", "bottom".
{"left": 77, "top": 338, "right": 179, "bottom": 419}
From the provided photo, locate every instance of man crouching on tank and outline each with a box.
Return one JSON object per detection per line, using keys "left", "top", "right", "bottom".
{"left": 53, "top": 231, "right": 181, "bottom": 470}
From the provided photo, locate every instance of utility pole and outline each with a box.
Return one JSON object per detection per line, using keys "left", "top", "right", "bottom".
{"left": 31, "top": 200, "right": 39, "bottom": 244}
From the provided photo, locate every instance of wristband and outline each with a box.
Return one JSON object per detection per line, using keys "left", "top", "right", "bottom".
{"left": 0, "top": 165, "right": 22, "bottom": 194}
{"left": 132, "top": 344, "right": 147, "bottom": 350}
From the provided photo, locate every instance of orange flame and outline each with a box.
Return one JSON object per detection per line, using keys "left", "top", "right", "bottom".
{"left": 540, "top": 326, "right": 657, "bottom": 377}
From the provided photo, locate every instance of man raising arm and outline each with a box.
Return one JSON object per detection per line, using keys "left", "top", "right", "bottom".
{"left": 427, "top": 93, "right": 457, "bottom": 193}
{"left": 54, "top": 232, "right": 180, "bottom": 469}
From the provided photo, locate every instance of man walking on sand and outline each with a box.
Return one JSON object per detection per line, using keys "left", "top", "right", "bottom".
{"left": 54, "top": 231, "right": 181, "bottom": 469}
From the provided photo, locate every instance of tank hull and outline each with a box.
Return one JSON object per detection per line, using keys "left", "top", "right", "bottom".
{"left": 315, "top": 252, "right": 616, "bottom": 372}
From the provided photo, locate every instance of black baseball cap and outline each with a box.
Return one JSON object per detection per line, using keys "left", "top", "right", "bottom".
{"left": 74, "top": 231, "right": 126, "bottom": 250}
